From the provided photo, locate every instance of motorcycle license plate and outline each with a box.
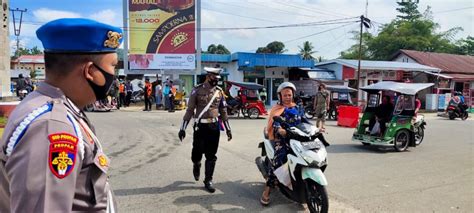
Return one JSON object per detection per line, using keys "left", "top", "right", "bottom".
{"left": 302, "top": 141, "right": 320, "bottom": 149}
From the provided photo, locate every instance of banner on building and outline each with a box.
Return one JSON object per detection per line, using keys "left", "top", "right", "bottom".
{"left": 128, "top": 0, "right": 196, "bottom": 69}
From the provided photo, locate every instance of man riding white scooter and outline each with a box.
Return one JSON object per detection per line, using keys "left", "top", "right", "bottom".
{"left": 260, "top": 82, "right": 330, "bottom": 206}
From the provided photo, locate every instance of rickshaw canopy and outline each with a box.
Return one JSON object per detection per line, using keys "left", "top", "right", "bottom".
{"left": 225, "top": 81, "right": 264, "bottom": 90}
{"left": 326, "top": 85, "right": 357, "bottom": 93}
{"left": 361, "top": 81, "right": 434, "bottom": 95}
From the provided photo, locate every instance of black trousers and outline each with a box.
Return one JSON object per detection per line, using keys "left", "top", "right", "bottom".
{"left": 125, "top": 92, "right": 131, "bottom": 106}
{"left": 144, "top": 95, "right": 152, "bottom": 110}
{"left": 169, "top": 95, "right": 175, "bottom": 111}
{"left": 192, "top": 123, "right": 220, "bottom": 163}
{"left": 119, "top": 93, "right": 126, "bottom": 107}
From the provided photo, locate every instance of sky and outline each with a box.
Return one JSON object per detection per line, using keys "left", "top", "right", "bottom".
{"left": 8, "top": 0, "right": 473, "bottom": 59}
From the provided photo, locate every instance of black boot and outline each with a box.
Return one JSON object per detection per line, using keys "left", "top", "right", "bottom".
{"left": 204, "top": 160, "right": 216, "bottom": 193}
{"left": 193, "top": 162, "right": 201, "bottom": 181}
{"left": 318, "top": 134, "right": 330, "bottom": 147}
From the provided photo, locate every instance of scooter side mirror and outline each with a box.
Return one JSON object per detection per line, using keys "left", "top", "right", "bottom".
{"left": 273, "top": 116, "right": 284, "bottom": 123}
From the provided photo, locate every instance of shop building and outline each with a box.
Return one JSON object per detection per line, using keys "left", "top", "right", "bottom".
{"left": 392, "top": 49, "right": 474, "bottom": 108}
{"left": 315, "top": 59, "right": 440, "bottom": 106}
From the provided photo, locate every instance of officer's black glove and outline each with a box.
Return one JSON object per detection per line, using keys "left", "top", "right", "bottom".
{"left": 226, "top": 130, "right": 232, "bottom": 141}
{"left": 178, "top": 130, "right": 186, "bottom": 142}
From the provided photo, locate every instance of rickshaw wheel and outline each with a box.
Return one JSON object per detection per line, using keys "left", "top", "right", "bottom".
{"left": 394, "top": 129, "right": 410, "bottom": 152}
{"left": 414, "top": 126, "right": 424, "bottom": 145}
{"left": 248, "top": 107, "right": 260, "bottom": 119}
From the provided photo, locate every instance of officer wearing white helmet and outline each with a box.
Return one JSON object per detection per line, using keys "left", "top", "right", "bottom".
{"left": 259, "top": 82, "right": 330, "bottom": 206}
{"left": 178, "top": 66, "right": 232, "bottom": 193}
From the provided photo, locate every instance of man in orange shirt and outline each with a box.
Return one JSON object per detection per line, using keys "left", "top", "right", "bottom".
{"left": 119, "top": 80, "right": 126, "bottom": 108}
{"left": 143, "top": 77, "right": 153, "bottom": 111}
{"left": 168, "top": 81, "right": 176, "bottom": 112}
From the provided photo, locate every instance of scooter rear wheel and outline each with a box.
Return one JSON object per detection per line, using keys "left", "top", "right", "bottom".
{"left": 306, "top": 180, "right": 329, "bottom": 213}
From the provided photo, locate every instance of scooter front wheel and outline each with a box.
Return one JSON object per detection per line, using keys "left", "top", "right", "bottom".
{"left": 306, "top": 180, "right": 329, "bottom": 213}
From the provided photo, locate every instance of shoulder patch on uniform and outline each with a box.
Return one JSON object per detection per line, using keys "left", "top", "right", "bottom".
{"left": 48, "top": 132, "right": 78, "bottom": 179}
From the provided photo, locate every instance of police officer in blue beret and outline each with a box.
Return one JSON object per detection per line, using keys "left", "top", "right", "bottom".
{"left": 0, "top": 18, "right": 122, "bottom": 212}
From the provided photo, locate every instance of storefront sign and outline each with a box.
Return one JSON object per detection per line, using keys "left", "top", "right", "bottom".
{"left": 129, "top": 54, "right": 195, "bottom": 70}
{"left": 128, "top": 0, "right": 196, "bottom": 69}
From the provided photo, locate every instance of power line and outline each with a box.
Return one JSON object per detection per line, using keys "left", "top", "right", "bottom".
{"left": 284, "top": 22, "right": 358, "bottom": 43}
{"left": 434, "top": 6, "right": 474, "bottom": 14}
{"left": 203, "top": 7, "right": 285, "bottom": 24}
{"left": 274, "top": 1, "right": 353, "bottom": 18}
{"left": 317, "top": 25, "right": 359, "bottom": 52}
{"left": 21, "top": 17, "right": 359, "bottom": 32}
{"left": 241, "top": 1, "right": 331, "bottom": 19}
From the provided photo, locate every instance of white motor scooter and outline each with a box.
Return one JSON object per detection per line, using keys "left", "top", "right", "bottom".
{"left": 256, "top": 116, "right": 329, "bottom": 213}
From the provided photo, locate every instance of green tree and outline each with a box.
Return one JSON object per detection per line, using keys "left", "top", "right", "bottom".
{"left": 256, "top": 41, "right": 286, "bottom": 54}
{"left": 206, "top": 44, "right": 230, "bottom": 54}
{"left": 340, "top": 5, "right": 464, "bottom": 60}
{"left": 256, "top": 47, "right": 270, "bottom": 53}
{"left": 299, "top": 41, "right": 316, "bottom": 60}
{"left": 30, "top": 46, "right": 42, "bottom": 55}
{"left": 396, "top": 0, "right": 422, "bottom": 21}
{"left": 454, "top": 36, "right": 474, "bottom": 55}
{"left": 12, "top": 46, "right": 44, "bottom": 59}
{"left": 339, "top": 31, "right": 373, "bottom": 60}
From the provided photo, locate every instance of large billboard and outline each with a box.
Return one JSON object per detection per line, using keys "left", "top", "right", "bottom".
{"left": 128, "top": 0, "right": 196, "bottom": 70}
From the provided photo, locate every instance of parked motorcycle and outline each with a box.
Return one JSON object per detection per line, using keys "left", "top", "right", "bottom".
{"left": 256, "top": 116, "right": 329, "bottom": 213}
{"left": 130, "top": 90, "right": 145, "bottom": 104}
{"left": 446, "top": 103, "right": 468, "bottom": 120}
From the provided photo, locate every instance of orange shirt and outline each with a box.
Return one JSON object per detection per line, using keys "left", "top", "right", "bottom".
{"left": 145, "top": 82, "right": 152, "bottom": 96}
{"left": 119, "top": 83, "right": 125, "bottom": 93}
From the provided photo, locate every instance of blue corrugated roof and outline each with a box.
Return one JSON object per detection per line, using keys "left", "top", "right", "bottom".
{"left": 201, "top": 54, "right": 231, "bottom": 62}
{"left": 232, "top": 52, "right": 314, "bottom": 68}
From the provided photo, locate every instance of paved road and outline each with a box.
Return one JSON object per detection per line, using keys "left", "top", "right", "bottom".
{"left": 89, "top": 108, "right": 473, "bottom": 212}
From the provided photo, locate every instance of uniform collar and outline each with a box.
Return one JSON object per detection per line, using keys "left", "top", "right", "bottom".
{"left": 203, "top": 81, "right": 214, "bottom": 89}
{"left": 37, "top": 82, "right": 67, "bottom": 99}
{"left": 66, "top": 98, "right": 82, "bottom": 114}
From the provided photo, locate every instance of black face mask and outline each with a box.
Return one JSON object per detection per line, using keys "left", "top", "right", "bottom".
{"left": 209, "top": 79, "right": 218, "bottom": 87}
{"left": 87, "top": 63, "right": 115, "bottom": 100}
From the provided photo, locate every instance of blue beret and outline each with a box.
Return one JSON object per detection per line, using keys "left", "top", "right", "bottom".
{"left": 36, "top": 18, "right": 123, "bottom": 53}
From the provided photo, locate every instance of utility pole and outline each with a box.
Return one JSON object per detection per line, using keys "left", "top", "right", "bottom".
{"left": 195, "top": 0, "right": 201, "bottom": 85}
{"left": 10, "top": 8, "right": 26, "bottom": 56}
{"left": 356, "top": 15, "right": 371, "bottom": 105}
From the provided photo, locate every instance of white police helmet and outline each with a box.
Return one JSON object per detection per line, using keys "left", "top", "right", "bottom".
{"left": 277, "top": 82, "right": 296, "bottom": 93}
{"left": 204, "top": 67, "right": 222, "bottom": 79}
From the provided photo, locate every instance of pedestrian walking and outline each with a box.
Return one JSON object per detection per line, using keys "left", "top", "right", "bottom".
{"left": 169, "top": 81, "right": 176, "bottom": 112}
{"left": 313, "top": 83, "right": 330, "bottom": 129}
{"left": 119, "top": 80, "right": 126, "bottom": 108}
{"left": 143, "top": 77, "right": 153, "bottom": 111}
{"left": 155, "top": 81, "right": 163, "bottom": 110}
{"left": 163, "top": 83, "right": 170, "bottom": 110}
{"left": 178, "top": 67, "right": 232, "bottom": 193}
{"left": 0, "top": 18, "right": 122, "bottom": 212}
{"left": 111, "top": 77, "right": 120, "bottom": 109}
{"left": 125, "top": 79, "right": 133, "bottom": 106}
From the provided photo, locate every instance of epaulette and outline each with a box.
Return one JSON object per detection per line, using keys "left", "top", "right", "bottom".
{"left": 5, "top": 100, "right": 84, "bottom": 160}
{"left": 5, "top": 102, "right": 53, "bottom": 156}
